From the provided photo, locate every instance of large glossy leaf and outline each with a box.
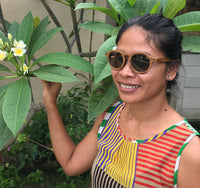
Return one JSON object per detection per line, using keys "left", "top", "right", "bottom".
{"left": 144, "top": 0, "right": 161, "bottom": 14}
{"left": 0, "top": 31, "right": 10, "bottom": 44}
{"left": 0, "top": 64, "right": 11, "bottom": 72}
{"left": 163, "top": 0, "right": 186, "bottom": 19}
{"left": 133, "top": 0, "right": 148, "bottom": 17}
{"left": 150, "top": 0, "right": 161, "bottom": 14}
{"left": 17, "top": 11, "right": 33, "bottom": 45}
{"left": 133, "top": 0, "right": 161, "bottom": 15}
{"left": 182, "top": 36, "right": 200, "bottom": 53}
{"left": 33, "top": 64, "right": 79, "bottom": 83}
{"left": 28, "top": 17, "right": 49, "bottom": 62}
{"left": 32, "top": 52, "right": 93, "bottom": 74}
{"left": 88, "top": 76, "right": 118, "bottom": 121}
{"left": 128, "top": 0, "right": 137, "bottom": 7}
{"left": 79, "top": 21, "right": 114, "bottom": 35}
{"left": 108, "top": 0, "right": 134, "bottom": 21}
{"left": 0, "top": 84, "right": 13, "bottom": 151}
{"left": 28, "top": 27, "right": 63, "bottom": 61}
{"left": 8, "top": 21, "right": 20, "bottom": 42}
{"left": 2, "top": 79, "right": 31, "bottom": 136}
{"left": 75, "top": 3, "right": 118, "bottom": 22}
{"left": 94, "top": 36, "right": 116, "bottom": 85}
{"left": 173, "top": 12, "right": 200, "bottom": 32}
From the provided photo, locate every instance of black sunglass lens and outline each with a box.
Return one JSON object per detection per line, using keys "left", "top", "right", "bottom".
{"left": 131, "top": 54, "right": 150, "bottom": 72}
{"left": 109, "top": 52, "right": 123, "bottom": 68}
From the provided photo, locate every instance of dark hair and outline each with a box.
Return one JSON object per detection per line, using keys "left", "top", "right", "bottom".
{"left": 116, "top": 14, "right": 182, "bottom": 85}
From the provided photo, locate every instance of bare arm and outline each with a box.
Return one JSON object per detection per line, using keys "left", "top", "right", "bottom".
{"left": 41, "top": 81, "right": 101, "bottom": 176}
{"left": 177, "top": 136, "right": 200, "bottom": 188}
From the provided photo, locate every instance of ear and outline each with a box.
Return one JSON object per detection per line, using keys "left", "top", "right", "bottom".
{"left": 166, "top": 60, "right": 180, "bottom": 81}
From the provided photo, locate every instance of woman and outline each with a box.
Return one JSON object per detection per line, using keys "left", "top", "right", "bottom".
{"left": 42, "top": 14, "right": 200, "bottom": 188}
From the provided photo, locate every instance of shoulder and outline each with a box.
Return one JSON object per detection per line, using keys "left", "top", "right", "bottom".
{"left": 178, "top": 135, "right": 200, "bottom": 188}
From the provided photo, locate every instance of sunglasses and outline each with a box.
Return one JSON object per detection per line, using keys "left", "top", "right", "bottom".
{"left": 106, "top": 50, "right": 171, "bottom": 74}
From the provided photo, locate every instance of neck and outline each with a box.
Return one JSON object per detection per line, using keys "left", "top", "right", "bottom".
{"left": 122, "top": 95, "right": 170, "bottom": 123}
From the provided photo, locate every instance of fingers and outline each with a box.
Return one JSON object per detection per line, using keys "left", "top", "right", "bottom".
{"left": 41, "top": 80, "right": 62, "bottom": 107}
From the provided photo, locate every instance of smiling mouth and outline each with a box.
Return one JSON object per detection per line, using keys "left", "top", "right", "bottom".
{"left": 120, "top": 83, "right": 140, "bottom": 89}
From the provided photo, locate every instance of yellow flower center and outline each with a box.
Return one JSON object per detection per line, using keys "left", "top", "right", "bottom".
{"left": 0, "top": 52, "right": 6, "bottom": 61}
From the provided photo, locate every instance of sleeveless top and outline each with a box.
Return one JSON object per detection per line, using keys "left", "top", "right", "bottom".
{"left": 91, "top": 101, "right": 199, "bottom": 188}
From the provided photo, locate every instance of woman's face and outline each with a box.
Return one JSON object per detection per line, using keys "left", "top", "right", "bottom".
{"left": 111, "top": 26, "right": 176, "bottom": 104}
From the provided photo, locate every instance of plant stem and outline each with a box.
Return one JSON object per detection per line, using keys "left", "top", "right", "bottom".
{"left": 0, "top": 75, "right": 19, "bottom": 80}
{"left": 70, "top": 3, "right": 82, "bottom": 53}
{"left": 40, "top": 0, "right": 72, "bottom": 53}
{"left": 26, "top": 137, "right": 53, "bottom": 151}
{"left": 0, "top": 3, "right": 8, "bottom": 35}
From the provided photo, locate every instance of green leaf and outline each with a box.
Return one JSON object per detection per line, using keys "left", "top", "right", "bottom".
{"left": 79, "top": 21, "right": 114, "bottom": 35}
{"left": 150, "top": 0, "right": 161, "bottom": 14}
{"left": 17, "top": 11, "right": 33, "bottom": 45}
{"left": 128, "top": 0, "right": 137, "bottom": 7}
{"left": 173, "top": 12, "right": 200, "bottom": 32}
{"left": 163, "top": 0, "right": 186, "bottom": 19}
{"left": 28, "top": 16, "right": 49, "bottom": 61}
{"left": 0, "top": 31, "right": 10, "bottom": 44}
{"left": 32, "top": 52, "right": 93, "bottom": 74}
{"left": 144, "top": 0, "right": 160, "bottom": 14}
{"left": 28, "top": 27, "right": 63, "bottom": 61}
{"left": 8, "top": 21, "right": 20, "bottom": 42}
{"left": 108, "top": 0, "right": 134, "bottom": 21}
{"left": 94, "top": 36, "right": 116, "bottom": 85}
{"left": 133, "top": 0, "right": 148, "bottom": 16}
{"left": 182, "top": 36, "right": 200, "bottom": 53}
{"left": 88, "top": 76, "right": 118, "bottom": 121}
{"left": 75, "top": 3, "right": 118, "bottom": 23}
{"left": 0, "top": 84, "right": 14, "bottom": 151}
{"left": 0, "top": 64, "right": 11, "bottom": 72}
{"left": 2, "top": 79, "right": 31, "bottom": 136}
{"left": 33, "top": 64, "right": 79, "bottom": 83}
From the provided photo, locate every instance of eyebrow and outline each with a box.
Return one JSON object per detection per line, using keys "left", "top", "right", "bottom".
{"left": 117, "top": 48, "right": 152, "bottom": 56}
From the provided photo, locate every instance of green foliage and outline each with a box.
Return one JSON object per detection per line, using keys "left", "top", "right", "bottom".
{"left": 0, "top": 11, "right": 94, "bottom": 149}
{"left": 75, "top": 0, "right": 200, "bottom": 120}
{"left": 1, "top": 82, "right": 92, "bottom": 186}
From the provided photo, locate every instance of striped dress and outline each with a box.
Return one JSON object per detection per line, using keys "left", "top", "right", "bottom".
{"left": 92, "top": 101, "right": 199, "bottom": 188}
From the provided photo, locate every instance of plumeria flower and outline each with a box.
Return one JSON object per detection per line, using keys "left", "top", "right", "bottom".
{"left": 0, "top": 38, "right": 3, "bottom": 46}
{"left": 13, "top": 39, "right": 26, "bottom": 49}
{"left": 0, "top": 50, "right": 7, "bottom": 61}
{"left": 21, "top": 63, "right": 29, "bottom": 75}
{"left": 8, "top": 33, "right": 12, "bottom": 42}
{"left": 11, "top": 46, "right": 26, "bottom": 57}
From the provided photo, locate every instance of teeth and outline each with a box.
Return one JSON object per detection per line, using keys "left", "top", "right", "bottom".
{"left": 120, "top": 83, "right": 139, "bottom": 89}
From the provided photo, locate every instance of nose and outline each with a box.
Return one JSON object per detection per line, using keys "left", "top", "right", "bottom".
{"left": 119, "top": 59, "right": 136, "bottom": 78}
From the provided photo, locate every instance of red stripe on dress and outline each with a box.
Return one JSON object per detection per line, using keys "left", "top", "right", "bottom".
{"left": 141, "top": 144, "right": 178, "bottom": 156}
{"left": 165, "top": 132, "right": 187, "bottom": 141}
{"left": 153, "top": 139, "right": 180, "bottom": 150}
{"left": 138, "top": 149, "right": 177, "bottom": 162}
{"left": 136, "top": 168, "right": 174, "bottom": 184}
{"left": 177, "top": 124, "right": 194, "bottom": 133}
{"left": 137, "top": 161, "right": 174, "bottom": 175}
{"left": 134, "top": 180, "right": 158, "bottom": 188}
{"left": 136, "top": 174, "right": 170, "bottom": 187}
{"left": 138, "top": 157, "right": 175, "bottom": 171}
{"left": 136, "top": 164, "right": 174, "bottom": 182}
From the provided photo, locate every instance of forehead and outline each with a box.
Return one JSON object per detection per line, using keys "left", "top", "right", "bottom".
{"left": 117, "top": 26, "right": 164, "bottom": 57}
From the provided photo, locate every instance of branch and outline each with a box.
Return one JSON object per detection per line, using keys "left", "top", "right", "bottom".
{"left": 0, "top": 3, "right": 8, "bottom": 35}
{"left": 40, "top": 0, "right": 72, "bottom": 53}
{"left": 70, "top": 4, "right": 82, "bottom": 53}
{"left": 78, "top": 51, "right": 97, "bottom": 57}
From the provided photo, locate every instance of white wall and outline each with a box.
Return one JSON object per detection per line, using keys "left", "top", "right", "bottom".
{"left": 0, "top": 0, "right": 106, "bottom": 103}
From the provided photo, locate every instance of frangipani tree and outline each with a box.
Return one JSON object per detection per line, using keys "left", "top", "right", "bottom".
{"left": 75, "top": 0, "right": 200, "bottom": 121}
{"left": 0, "top": 11, "right": 93, "bottom": 150}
